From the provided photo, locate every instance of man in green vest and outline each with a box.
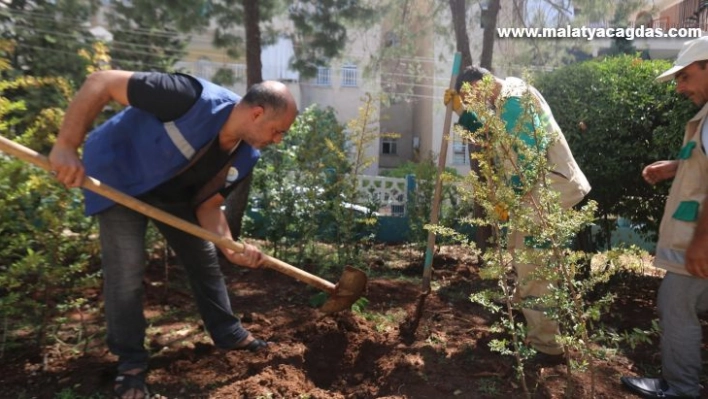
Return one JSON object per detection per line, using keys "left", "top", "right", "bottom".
{"left": 444, "top": 66, "right": 591, "bottom": 358}
{"left": 621, "top": 36, "right": 708, "bottom": 399}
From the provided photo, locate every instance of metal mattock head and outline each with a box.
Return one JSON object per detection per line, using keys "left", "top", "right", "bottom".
{"left": 320, "top": 266, "right": 368, "bottom": 313}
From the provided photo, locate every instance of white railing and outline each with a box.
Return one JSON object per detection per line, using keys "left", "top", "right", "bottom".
{"left": 355, "top": 175, "right": 408, "bottom": 216}
{"left": 276, "top": 172, "right": 409, "bottom": 217}
{"left": 175, "top": 58, "right": 299, "bottom": 84}
{"left": 174, "top": 60, "right": 247, "bottom": 83}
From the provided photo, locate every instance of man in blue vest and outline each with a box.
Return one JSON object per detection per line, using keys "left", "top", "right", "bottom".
{"left": 48, "top": 70, "right": 298, "bottom": 399}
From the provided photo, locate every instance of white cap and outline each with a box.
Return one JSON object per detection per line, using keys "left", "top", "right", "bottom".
{"left": 656, "top": 36, "right": 708, "bottom": 82}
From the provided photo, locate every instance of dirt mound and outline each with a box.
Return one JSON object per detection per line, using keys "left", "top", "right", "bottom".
{"left": 0, "top": 244, "right": 703, "bottom": 399}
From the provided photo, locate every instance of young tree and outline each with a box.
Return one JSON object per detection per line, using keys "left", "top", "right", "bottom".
{"left": 247, "top": 105, "right": 350, "bottom": 258}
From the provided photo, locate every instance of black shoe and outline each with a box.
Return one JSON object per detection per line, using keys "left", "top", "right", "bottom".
{"left": 620, "top": 376, "right": 699, "bottom": 399}
{"left": 531, "top": 352, "right": 565, "bottom": 367}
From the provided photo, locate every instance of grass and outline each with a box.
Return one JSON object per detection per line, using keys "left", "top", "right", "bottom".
{"left": 477, "top": 377, "right": 502, "bottom": 395}
{"left": 54, "top": 388, "right": 106, "bottom": 399}
{"left": 356, "top": 308, "right": 407, "bottom": 333}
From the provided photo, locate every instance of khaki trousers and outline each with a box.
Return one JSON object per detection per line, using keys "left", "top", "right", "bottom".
{"left": 509, "top": 230, "right": 563, "bottom": 355}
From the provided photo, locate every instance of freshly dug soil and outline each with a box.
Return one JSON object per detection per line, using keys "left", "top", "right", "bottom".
{"left": 1, "top": 244, "right": 705, "bottom": 398}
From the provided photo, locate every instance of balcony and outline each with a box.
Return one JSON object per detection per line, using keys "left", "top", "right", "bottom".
{"left": 587, "top": 0, "right": 706, "bottom": 60}
{"left": 652, "top": 0, "right": 708, "bottom": 31}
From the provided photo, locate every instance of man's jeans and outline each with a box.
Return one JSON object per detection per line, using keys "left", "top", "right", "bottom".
{"left": 98, "top": 201, "right": 249, "bottom": 373}
{"left": 658, "top": 272, "right": 708, "bottom": 397}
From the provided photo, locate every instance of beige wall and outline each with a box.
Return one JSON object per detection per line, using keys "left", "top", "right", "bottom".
{"left": 379, "top": 101, "right": 414, "bottom": 169}
{"left": 376, "top": 0, "right": 439, "bottom": 173}
{"left": 411, "top": 0, "right": 435, "bottom": 169}
{"left": 183, "top": 30, "right": 242, "bottom": 64}
{"left": 299, "top": 65, "right": 381, "bottom": 175}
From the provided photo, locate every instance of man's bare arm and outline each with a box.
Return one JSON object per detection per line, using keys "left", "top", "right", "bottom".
{"left": 196, "top": 194, "right": 264, "bottom": 268}
{"left": 49, "top": 70, "right": 134, "bottom": 188}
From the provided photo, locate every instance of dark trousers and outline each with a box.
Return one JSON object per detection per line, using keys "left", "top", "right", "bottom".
{"left": 98, "top": 200, "right": 249, "bottom": 372}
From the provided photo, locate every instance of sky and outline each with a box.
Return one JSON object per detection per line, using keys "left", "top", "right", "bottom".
{"left": 525, "top": 0, "right": 575, "bottom": 26}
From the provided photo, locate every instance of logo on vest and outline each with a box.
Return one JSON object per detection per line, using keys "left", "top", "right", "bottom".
{"left": 225, "top": 167, "right": 239, "bottom": 186}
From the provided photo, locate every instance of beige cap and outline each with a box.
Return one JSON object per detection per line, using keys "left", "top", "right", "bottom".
{"left": 657, "top": 36, "right": 708, "bottom": 82}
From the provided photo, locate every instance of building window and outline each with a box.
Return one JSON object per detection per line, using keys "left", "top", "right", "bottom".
{"left": 382, "top": 138, "right": 397, "bottom": 155}
{"left": 316, "top": 67, "right": 331, "bottom": 86}
{"left": 341, "top": 64, "right": 358, "bottom": 87}
{"left": 452, "top": 140, "right": 468, "bottom": 165}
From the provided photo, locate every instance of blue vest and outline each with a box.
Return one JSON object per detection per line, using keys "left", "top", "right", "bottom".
{"left": 82, "top": 78, "right": 260, "bottom": 215}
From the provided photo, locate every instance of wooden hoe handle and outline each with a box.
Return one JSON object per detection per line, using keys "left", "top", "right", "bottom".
{"left": 0, "top": 135, "right": 336, "bottom": 294}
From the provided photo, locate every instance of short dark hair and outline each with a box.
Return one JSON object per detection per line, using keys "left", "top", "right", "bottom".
{"left": 241, "top": 82, "right": 289, "bottom": 112}
{"left": 455, "top": 65, "right": 492, "bottom": 91}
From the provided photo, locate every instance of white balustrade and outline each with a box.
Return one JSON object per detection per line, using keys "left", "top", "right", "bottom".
{"left": 355, "top": 175, "right": 408, "bottom": 216}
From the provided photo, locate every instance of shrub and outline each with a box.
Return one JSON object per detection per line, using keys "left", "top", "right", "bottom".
{"left": 247, "top": 103, "right": 377, "bottom": 266}
{"left": 0, "top": 158, "right": 99, "bottom": 352}
{"left": 534, "top": 55, "right": 698, "bottom": 245}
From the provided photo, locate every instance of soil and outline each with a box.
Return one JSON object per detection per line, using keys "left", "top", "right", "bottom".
{"left": 1, "top": 244, "right": 706, "bottom": 399}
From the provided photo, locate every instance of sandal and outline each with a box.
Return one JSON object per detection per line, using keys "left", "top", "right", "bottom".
{"left": 114, "top": 369, "right": 150, "bottom": 399}
{"left": 233, "top": 336, "right": 269, "bottom": 352}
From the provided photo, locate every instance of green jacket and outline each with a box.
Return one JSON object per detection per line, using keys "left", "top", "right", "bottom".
{"left": 457, "top": 77, "right": 590, "bottom": 209}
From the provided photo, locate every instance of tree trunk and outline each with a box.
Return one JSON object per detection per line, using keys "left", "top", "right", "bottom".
{"left": 223, "top": 173, "right": 253, "bottom": 239}
{"left": 448, "top": 0, "right": 492, "bottom": 253}
{"left": 243, "top": 0, "right": 263, "bottom": 87}
{"left": 448, "top": 0, "right": 473, "bottom": 69}
{"left": 475, "top": 0, "right": 502, "bottom": 252}
{"left": 480, "top": 0, "right": 501, "bottom": 70}
{"left": 225, "top": 0, "right": 263, "bottom": 240}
